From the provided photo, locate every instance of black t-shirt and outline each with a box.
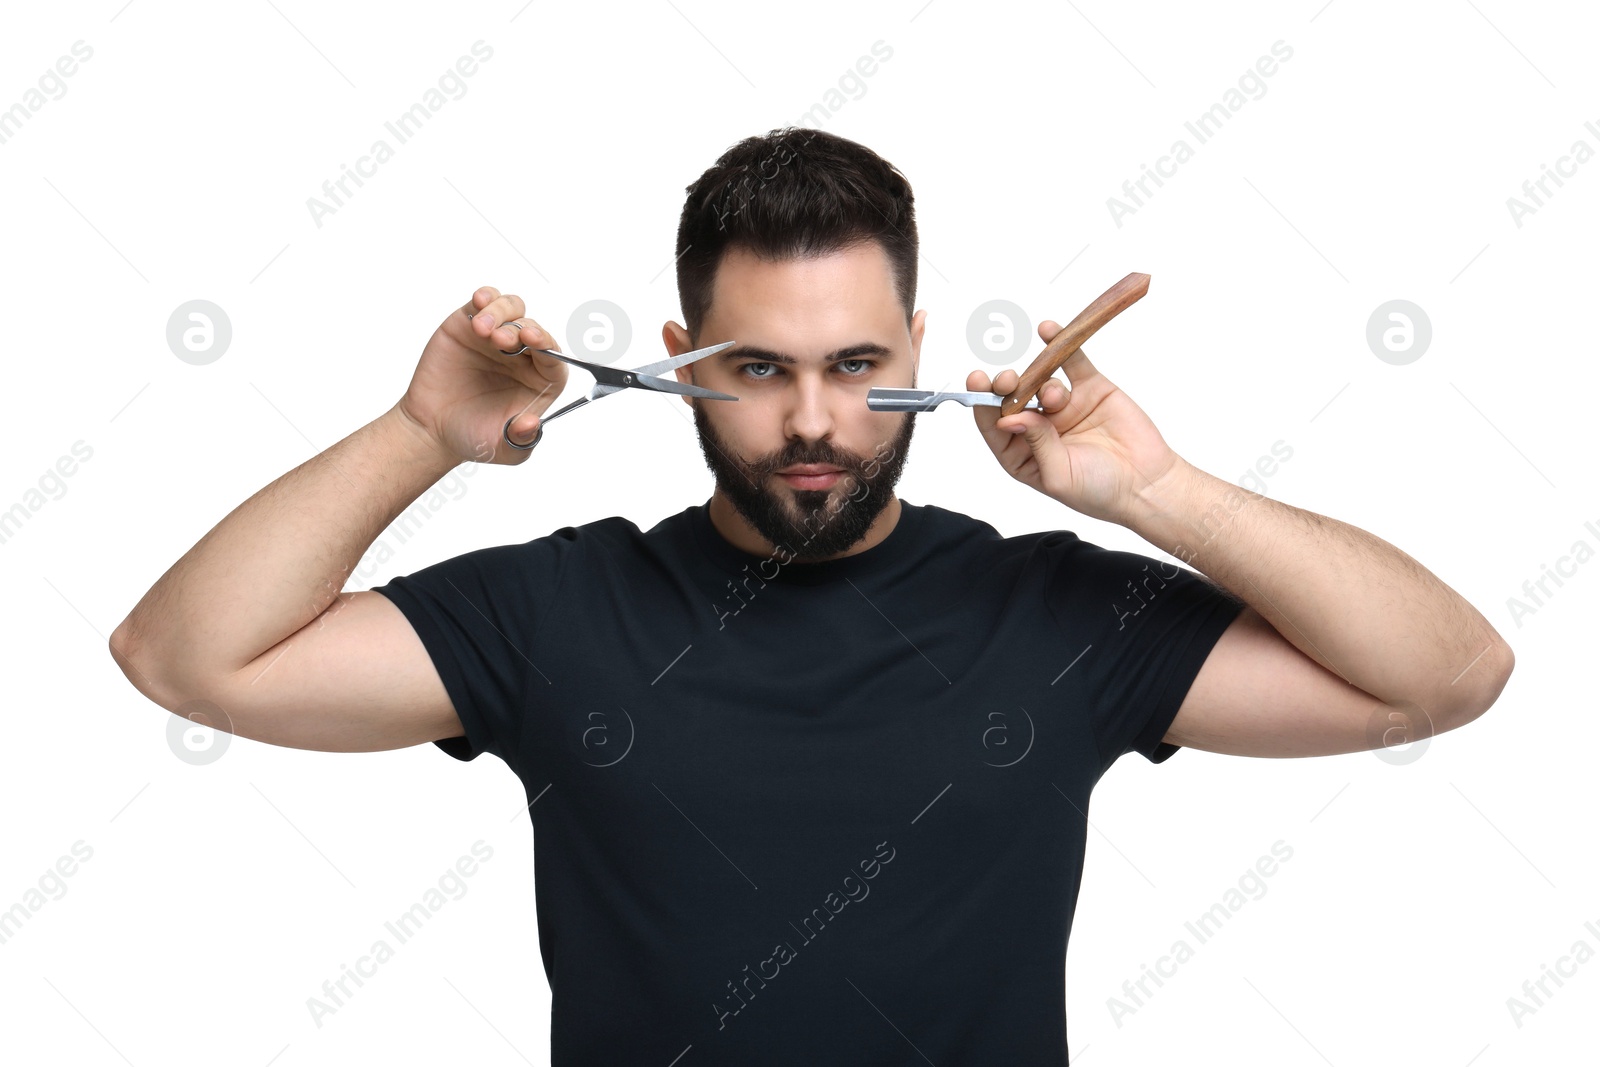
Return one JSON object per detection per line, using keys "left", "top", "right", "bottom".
{"left": 372, "top": 498, "right": 1244, "bottom": 1066}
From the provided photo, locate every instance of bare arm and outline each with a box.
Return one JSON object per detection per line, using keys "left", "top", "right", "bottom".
{"left": 967, "top": 316, "right": 1512, "bottom": 759}
{"left": 1130, "top": 457, "right": 1513, "bottom": 726}
{"left": 109, "top": 285, "right": 568, "bottom": 750}
{"left": 112, "top": 405, "right": 455, "bottom": 685}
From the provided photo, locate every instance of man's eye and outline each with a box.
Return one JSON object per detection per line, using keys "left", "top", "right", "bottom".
{"left": 738, "top": 361, "right": 877, "bottom": 379}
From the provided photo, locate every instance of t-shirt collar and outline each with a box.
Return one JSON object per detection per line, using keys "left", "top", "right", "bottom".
{"left": 688, "top": 495, "right": 924, "bottom": 584}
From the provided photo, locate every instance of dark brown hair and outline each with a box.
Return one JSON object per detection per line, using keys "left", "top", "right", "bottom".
{"left": 675, "top": 127, "right": 917, "bottom": 345}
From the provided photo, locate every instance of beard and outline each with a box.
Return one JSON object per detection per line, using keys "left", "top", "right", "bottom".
{"left": 691, "top": 399, "right": 916, "bottom": 562}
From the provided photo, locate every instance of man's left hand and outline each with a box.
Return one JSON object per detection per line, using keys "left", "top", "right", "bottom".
{"left": 970, "top": 319, "right": 1185, "bottom": 526}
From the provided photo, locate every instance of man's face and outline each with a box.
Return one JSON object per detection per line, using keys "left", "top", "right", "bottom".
{"left": 668, "top": 241, "right": 925, "bottom": 562}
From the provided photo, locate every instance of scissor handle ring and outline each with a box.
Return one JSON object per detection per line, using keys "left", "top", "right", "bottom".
{"left": 502, "top": 416, "right": 543, "bottom": 451}
{"left": 498, "top": 321, "right": 531, "bottom": 357}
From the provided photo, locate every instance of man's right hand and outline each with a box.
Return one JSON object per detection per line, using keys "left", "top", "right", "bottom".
{"left": 397, "top": 285, "right": 570, "bottom": 464}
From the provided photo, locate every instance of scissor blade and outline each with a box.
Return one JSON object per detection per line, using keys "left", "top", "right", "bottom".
{"left": 631, "top": 340, "right": 738, "bottom": 379}
{"left": 866, "top": 388, "right": 1044, "bottom": 412}
{"left": 632, "top": 376, "right": 739, "bottom": 400}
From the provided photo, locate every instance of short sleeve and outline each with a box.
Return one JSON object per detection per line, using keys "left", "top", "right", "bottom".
{"left": 1043, "top": 534, "right": 1246, "bottom": 769}
{"left": 370, "top": 527, "right": 581, "bottom": 764}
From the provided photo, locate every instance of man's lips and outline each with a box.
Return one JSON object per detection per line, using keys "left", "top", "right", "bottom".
{"left": 778, "top": 464, "right": 844, "bottom": 475}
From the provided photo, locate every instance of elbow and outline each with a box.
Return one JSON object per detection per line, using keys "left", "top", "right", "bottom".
{"left": 108, "top": 618, "right": 141, "bottom": 688}
{"left": 110, "top": 617, "right": 251, "bottom": 745}
{"left": 110, "top": 624, "right": 242, "bottom": 744}
{"left": 1443, "top": 636, "right": 1515, "bottom": 729}
{"left": 109, "top": 618, "right": 178, "bottom": 711}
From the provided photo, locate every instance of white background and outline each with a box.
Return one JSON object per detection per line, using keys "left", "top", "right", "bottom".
{"left": 1, "top": 0, "right": 1594, "bottom": 1064}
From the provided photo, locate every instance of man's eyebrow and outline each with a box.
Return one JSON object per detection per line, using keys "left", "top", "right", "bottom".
{"left": 719, "top": 342, "right": 894, "bottom": 365}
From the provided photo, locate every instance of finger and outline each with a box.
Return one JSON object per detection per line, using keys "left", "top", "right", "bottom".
{"left": 1039, "top": 376, "right": 1071, "bottom": 412}
{"left": 462, "top": 288, "right": 504, "bottom": 337}
{"left": 1038, "top": 319, "right": 1061, "bottom": 342}
{"left": 487, "top": 311, "right": 542, "bottom": 353}
{"left": 505, "top": 320, "right": 560, "bottom": 356}
{"left": 478, "top": 307, "right": 558, "bottom": 357}
{"left": 503, "top": 405, "right": 542, "bottom": 450}
{"left": 1057, "top": 344, "right": 1100, "bottom": 388}
{"left": 966, "top": 367, "right": 1023, "bottom": 452}
{"left": 988, "top": 366, "right": 1042, "bottom": 434}
{"left": 966, "top": 368, "right": 1000, "bottom": 427}
{"left": 474, "top": 294, "right": 530, "bottom": 348}
{"left": 482, "top": 292, "right": 525, "bottom": 325}
{"left": 460, "top": 286, "right": 501, "bottom": 320}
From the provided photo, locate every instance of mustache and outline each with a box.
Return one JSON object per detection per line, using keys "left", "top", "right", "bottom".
{"left": 755, "top": 445, "right": 875, "bottom": 474}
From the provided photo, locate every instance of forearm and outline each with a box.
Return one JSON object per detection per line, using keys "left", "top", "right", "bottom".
{"left": 1126, "top": 457, "right": 1513, "bottom": 719}
{"left": 111, "top": 404, "right": 461, "bottom": 689}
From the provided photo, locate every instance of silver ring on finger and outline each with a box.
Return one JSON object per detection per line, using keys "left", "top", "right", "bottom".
{"left": 497, "top": 321, "right": 530, "bottom": 357}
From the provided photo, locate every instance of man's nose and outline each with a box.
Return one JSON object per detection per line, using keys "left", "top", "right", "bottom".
{"left": 781, "top": 375, "right": 839, "bottom": 443}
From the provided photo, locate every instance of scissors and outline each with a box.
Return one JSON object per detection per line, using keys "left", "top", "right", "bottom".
{"left": 497, "top": 324, "right": 741, "bottom": 451}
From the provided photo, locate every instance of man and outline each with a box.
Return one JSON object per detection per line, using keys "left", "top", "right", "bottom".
{"left": 109, "top": 127, "right": 1514, "bottom": 1065}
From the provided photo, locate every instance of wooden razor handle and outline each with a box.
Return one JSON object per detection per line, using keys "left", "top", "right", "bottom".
{"left": 999, "top": 272, "right": 1151, "bottom": 417}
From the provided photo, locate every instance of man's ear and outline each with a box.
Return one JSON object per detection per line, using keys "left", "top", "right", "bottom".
{"left": 663, "top": 321, "right": 695, "bottom": 404}
{"left": 909, "top": 308, "right": 926, "bottom": 385}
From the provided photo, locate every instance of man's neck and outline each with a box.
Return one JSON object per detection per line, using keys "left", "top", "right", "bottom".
{"left": 707, "top": 491, "right": 902, "bottom": 562}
